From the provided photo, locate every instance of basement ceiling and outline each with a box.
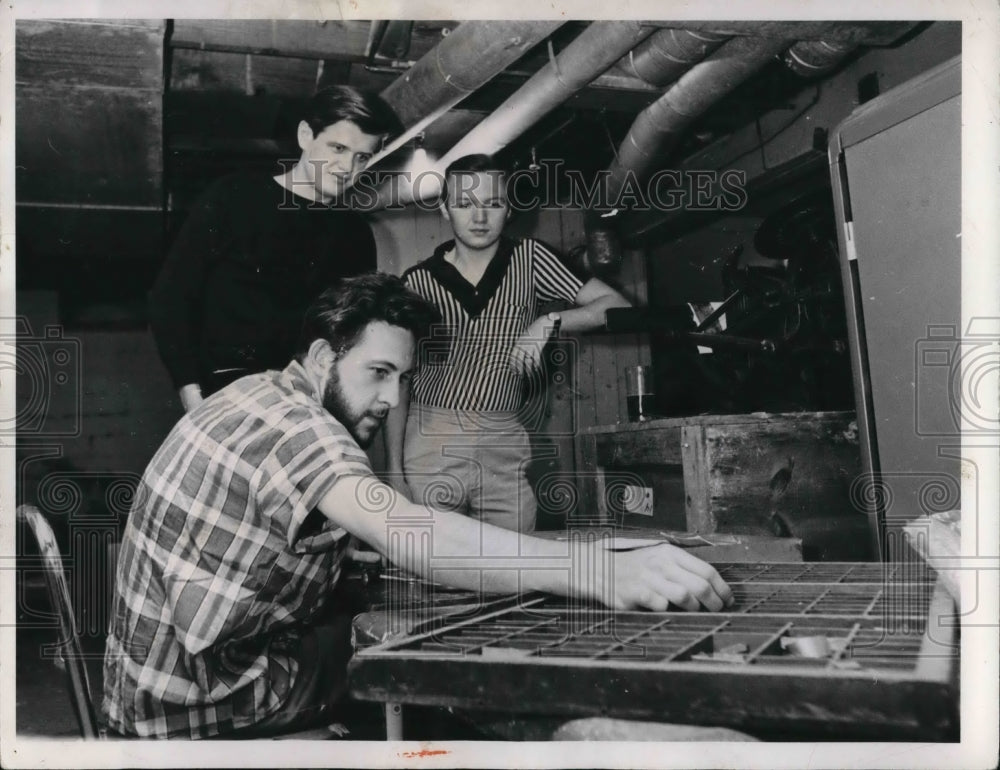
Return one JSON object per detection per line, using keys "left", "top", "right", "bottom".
{"left": 14, "top": 18, "right": 948, "bottom": 322}
{"left": 156, "top": 20, "right": 933, "bottom": 207}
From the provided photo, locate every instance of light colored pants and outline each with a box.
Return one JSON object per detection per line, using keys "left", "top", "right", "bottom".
{"left": 403, "top": 403, "right": 537, "bottom": 533}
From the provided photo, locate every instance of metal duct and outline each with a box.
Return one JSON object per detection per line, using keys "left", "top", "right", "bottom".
{"left": 382, "top": 21, "right": 562, "bottom": 126}
{"left": 366, "top": 21, "right": 655, "bottom": 208}
{"left": 442, "top": 21, "right": 656, "bottom": 163}
{"left": 642, "top": 21, "right": 920, "bottom": 47}
{"left": 619, "top": 27, "right": 730, "bottom": 87}
{"left": 601, "top": 35, "right": 792, "bottom": 208}
{"left": 371, "top": 21, "right": 563, "bottom": 166}
{"left": 783, "top": 39, "right": 858, "bottom": 78}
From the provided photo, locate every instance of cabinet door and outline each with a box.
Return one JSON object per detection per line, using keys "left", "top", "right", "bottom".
{"left": 833, "top": 60, "right": 961, "bottom": 558}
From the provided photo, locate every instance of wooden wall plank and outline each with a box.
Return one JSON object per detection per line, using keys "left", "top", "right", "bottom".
{"left": 593, "top": 426, "right": 685, "bottom": 466}
{"left": 521, "top": 210, "right": 578, "bottom": 526}
{"left": 558, "top": 208, "right": 601, "bottom": 518}
{"left": 681, "top": 424, "right": 713, "bottom": 532}
{"left": 170, "top": 20, "right": 457, "bottom": 63}
{"left": 169, "top": 48, "right": 250, "bottom": 92}
{"left": 170, "top": 48, "right": 322, "bottom": 98}
{"left": 704, "top": 414, "right": 861, "bottom": 534}
{"left": 171, "top": 20, "right": 371, "bottom": 61}
{"left": 16, "top": 207, "right": 163, "bottom": 260}
{"left": 15, "top": 20, "right": 164, "bottom": 208}
{"left": 251, "top": 55, "right": 324, "bottom": 97}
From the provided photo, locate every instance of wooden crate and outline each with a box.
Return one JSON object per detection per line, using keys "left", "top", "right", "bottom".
{"left": 579, "top": 412, "right": 866, "bottom": 552}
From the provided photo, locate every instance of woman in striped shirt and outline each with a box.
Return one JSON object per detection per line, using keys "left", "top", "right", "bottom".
{"left": 387, "top": 154, "right": 631, "bottom": 533}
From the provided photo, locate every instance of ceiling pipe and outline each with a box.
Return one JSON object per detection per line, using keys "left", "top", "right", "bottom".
{"left": 600, "top": 35, "right": 793, "bottom": 211}
{"left": 443, "top": 21, "right": 656, "bottom": 164}
{"left": 641, "top": 21, "right": 921, "bottom": 47}
{"left": 364, "top": 21, "right": 563, "bottom": 171}
{"left": 618, "top": 27, "right": 730, "bottom": 87}
{"left": 783, "top": 38, "right": 859, "bottom": 78}
{"left": 364, "top": 21, "right": 656, "bottom": 209}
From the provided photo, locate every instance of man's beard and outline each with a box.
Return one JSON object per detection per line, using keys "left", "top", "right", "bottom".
{"left": 322, "top": 368, "right": 387, "bottom": 448}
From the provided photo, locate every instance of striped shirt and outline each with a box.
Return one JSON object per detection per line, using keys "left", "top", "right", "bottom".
{"left": 403, "top": 237, "right": 583, "bottom": 412}
{"left": 102, "top": 361, "right": 372, "bottom": 738}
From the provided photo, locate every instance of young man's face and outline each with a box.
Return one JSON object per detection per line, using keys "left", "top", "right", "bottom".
{"left": 322, "top": 321, "right": 414, "bottom": 448}
{"left": 297, "top": 119, "right": 382, "bottom": 202}
{"left": 441, "top": 170, "right": 510, "bottom": 252}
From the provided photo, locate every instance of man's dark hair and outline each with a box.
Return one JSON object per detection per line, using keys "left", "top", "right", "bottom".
{"left": 303, "top": 85, "right": 404, "bottom": 143}
{"left": 441, "top": 153, "right": 509, "bottom": 202}
{"left": 296, "top": 272, "right": 440, "bottom": 361}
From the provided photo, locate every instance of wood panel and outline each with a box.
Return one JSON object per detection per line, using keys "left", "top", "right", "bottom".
{"left": 525, "top": 210, "right": 578, "bottom": 526}
{"left": 170, "top": 20, "right": 458, "bottom": 63}
{"left": 15, "top": 20, "right": 164, "bottom": 208}
{"left": 170, "top": 20, "right": 372, "bottom": 61}
{"left": 703, "top": 414, "right": 861, "bottom": 533}
{"left": 681, "top": 424, "right": 713, "bottom": 532}
{"left": 611, "top": 246, "right": 651, "bottom": 421}
{"left": 15, "top": 20, "right": 164, "bottom": 89}
{"left": 170, "top": 48, "right": 323, "bottom": 97}
{"left": 561, "top": 210, "right": 600, "bottom": 517}
{"left": 593, "top": 426, "right": 685, "bottom": 467}
{"left": 16, "top": 88, "right": 163, "bottom": 206}
{"left": 16, "top": 207, "right": 163, "bottom": 260}
{"left": 585, "top": 411, "right": 864, "bottom": 551}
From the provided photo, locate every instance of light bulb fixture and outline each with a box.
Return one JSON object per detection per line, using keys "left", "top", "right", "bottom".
{"left": 403, "top": 131, "right": 439, "bottom": 189}
{"left": 411, "top": 133, "right": 429, "bottom": 170}
{"left": 528, "top": 146, "right": 540, "bottom": 172}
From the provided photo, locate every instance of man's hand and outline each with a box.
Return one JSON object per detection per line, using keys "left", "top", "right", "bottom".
{"left": 179, "top": 383, "right": 204, "bottom": 413}
{"left": 605, "top": 544, "right": 734, "bottom": 612}
{"left": 509, "top": 314, "right": 560, "bottom": 375}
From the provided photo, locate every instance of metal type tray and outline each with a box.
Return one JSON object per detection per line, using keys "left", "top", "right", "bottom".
{"left": 349, "top": 562, "right": 958, "bottom": 739}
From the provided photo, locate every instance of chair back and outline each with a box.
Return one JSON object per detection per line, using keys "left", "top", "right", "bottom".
{"left": 17, "top": 504, "right": 102, "bottom": 739}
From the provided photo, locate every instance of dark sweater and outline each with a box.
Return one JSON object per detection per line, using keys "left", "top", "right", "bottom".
{"left": 149, "top": 173, "right": 377, "bottom": 390}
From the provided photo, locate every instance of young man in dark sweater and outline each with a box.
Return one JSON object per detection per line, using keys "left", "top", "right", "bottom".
{"left": 149, "top": 86, "right": 402, "bottom": 411}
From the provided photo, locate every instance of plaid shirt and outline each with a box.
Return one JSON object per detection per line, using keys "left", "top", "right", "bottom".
{"left": 102, "top": 361, "right": 372, "bottom": 738}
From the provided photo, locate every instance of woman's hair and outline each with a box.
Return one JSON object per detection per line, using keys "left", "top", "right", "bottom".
{"left": 440, "top": 153, "right": 509, "bottom": 202}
